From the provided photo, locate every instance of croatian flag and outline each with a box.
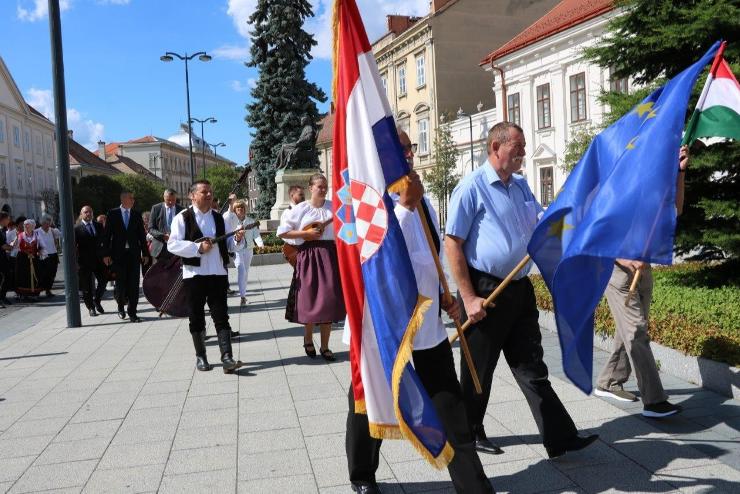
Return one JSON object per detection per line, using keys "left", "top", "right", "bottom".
{"left": 331, "top": 0, "right": 453, "bottom": 468}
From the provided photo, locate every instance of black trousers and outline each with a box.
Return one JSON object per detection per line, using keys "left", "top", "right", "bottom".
{"left": 0, "top": 256, "right": 10, "bottom": 299}
{"left": 184, "top": 275, "right": 233, "bottom": 360}
{"left": 79, "top": 264, "right": 106, "bottom": 309}
{"left": 460, "top": 268, "right": 577, "bottom": 450}
{"left": 113, "top": 250, "right": 141, "bottom": 316}
{"left": 346, "top": 339, "right": 493, "bottom": 493}
{"left": 38, "top": 253, "right": 58, "bottom": 291}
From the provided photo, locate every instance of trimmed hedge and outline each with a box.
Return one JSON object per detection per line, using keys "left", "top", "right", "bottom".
{"left": 531, "top": 261, "right": 740, "bottom": 367}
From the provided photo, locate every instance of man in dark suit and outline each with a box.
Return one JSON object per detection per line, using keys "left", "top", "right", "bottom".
{"left": 74, "top": 205, "right": 107, "bottom": 317}
{"left": 103, "top": 191, "right": 150, "bottom": 322}
{"left": 148, "top": 188, "right": 183, "bottom": 262}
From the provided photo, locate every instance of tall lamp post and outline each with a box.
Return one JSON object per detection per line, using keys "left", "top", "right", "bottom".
{"left": 190, "top": 117, "right": 216, "bottom": 179}
{"left": 160, "top": 51, "right": 211, "bottom": 184}
{"left": 210, "top": 142, "right": 226, "bottom": 162}
{"left": 457, "top": 107, "right": 475, "bottom": 172}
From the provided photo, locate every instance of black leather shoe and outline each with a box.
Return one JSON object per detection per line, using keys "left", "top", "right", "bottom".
{"left": 117, "top": 310, "right": 126, "bottom": 319}
{"left": 89, "top": 308, "right": 98, "bottom": 317}
{"left": 230, "top": 330, "right": 240, "bottom": 338}
{"left": 546, "top": 433, "right": 599, "bottom": 459}
{"left": 473, "top": 426, "right": 504, "bottom": 455}
{"left": 222, "top": 356, "right": 242, "bottom": 374}
{"left": 196, "top": 356, "right": 212, "bottom": 371}
{"left": 351, "top": 482, "right": 380, "bottom": 494}
{"left": 129, "top": 315, "right": 142, "bottom": 323}
{"left": 95, "top": 303, "right": 105, "bottom": 314}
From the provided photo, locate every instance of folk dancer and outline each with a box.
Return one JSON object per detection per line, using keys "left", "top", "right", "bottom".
{"left": 15, "top": 219, "right": 43, "bottom": 300}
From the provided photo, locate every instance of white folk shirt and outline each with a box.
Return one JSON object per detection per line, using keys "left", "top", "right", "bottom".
{"left": 277, "top": 200, "right": 334, "bottom": 246}
{"left": 342, "top": 196, "right": 448, "bottom": 351}
{"left": 7, "top": 230, "right": 19, "bottom": 257}
{"left": 223, "top": 212, "right": 264, "bottom": 251}
{"left": 280, "top": 206, "right": 298, "bottom": 246}
{"left": 167, "top": 207, "right": 243, "bottom": 279}
{"left": 35, "top": 227, "right": 60, "bottom": 256}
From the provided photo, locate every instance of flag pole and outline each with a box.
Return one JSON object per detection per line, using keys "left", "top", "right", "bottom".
{"left": 449, "top": 254, "right": 531, "bottom": 344}
{"left": 416, "top": 199, "right": 483, "bottom": 394}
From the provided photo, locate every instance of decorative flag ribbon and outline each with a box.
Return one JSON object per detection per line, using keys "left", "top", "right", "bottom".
{"left": 331, "top": 0, "right": 453, "bottom": 468}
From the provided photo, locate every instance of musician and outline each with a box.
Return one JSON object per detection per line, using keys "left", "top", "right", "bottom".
{"left": 281, "top": 185, "right": 310, "bottom": 338}
{"left": 15, "top": 219, "right": 43, "bottom": 300}
{"left": 226, "top": 199, "right": 263, "bottom": 306}
{"left": 149, "top": 189, "right": 183, "bottom": 263}
{"left": 35, "top": 215, "right": 60, "bottom": 297}
{"left": 0, "top": 212, "right": 11, "bottom": 307}
{"left": 345, "top": 131, "right": 493, "bottom": 494}
{"left": 103, "top": 191, "right": 151, "bottom": 323}
{"left": 168, "top": 179, "right": 246, "bottom": 373}
{"left": 278, "top": 174, "right": 345, "bottom": 361}
{"left": 445, "top": 122, "right": 597, "bottom": 459}
{"left": 74, "top": 206, "right": 107, "bottom": 317}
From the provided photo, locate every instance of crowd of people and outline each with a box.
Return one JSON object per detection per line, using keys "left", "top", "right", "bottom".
{"left": 0, "top": 212, "right": 61, "bottom": 307}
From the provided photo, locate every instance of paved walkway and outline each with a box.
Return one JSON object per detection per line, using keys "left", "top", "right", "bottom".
{"left": 0, "top": 264, "right": 738, "bottom": 493}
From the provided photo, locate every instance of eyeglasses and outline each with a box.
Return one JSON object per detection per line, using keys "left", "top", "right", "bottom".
{"left": 402, "top": 143, "right": 418, "bottom": 153}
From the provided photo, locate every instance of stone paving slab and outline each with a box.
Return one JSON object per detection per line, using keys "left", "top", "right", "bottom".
{"left": 0, "top": 263, "right": 738, "bottom": 493}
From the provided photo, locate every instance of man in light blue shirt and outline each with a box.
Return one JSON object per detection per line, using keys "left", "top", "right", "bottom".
{"left": 445, "top": 122, "right": 597, "bottom": 459}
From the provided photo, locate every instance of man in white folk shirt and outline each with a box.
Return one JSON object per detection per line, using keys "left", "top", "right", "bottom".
{"left": 344, "top": 130, "right": 493, "bottom": 494}
{"left": 35, "top": 215, "right": 61, "bottom": 297}
{"left": 168, "top": 180, "right": 246, "bottom": 373}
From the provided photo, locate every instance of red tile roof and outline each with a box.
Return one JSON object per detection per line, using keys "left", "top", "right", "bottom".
{"left": 317, "top": 112, "right": 334, "bottom": 145}
{"left": 107, "top": 154, "right": 164, "bottom": 182}
{"left": 480, "top": 0, "right": 614, "bottom": 65}
{"left": 68, "top": 137, "right": 119, "bottom": 174}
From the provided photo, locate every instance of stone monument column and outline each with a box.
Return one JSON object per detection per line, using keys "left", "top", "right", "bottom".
{"left": 270, "top": 168, "right": 321, "bottom": 220}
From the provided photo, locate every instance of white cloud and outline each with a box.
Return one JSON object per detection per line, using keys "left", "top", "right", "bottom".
{"left": 17, "top": 0, "right": 71, "bottom": 22}
{"left": 222, "top": 0, "right": 429, "bottom": 61}
{"left": 230, "top": 78, "right": 257, "bottom": 92}
{"left": 213, "top": 43, "right": 251, "bottom": 61}
{"left": 26, "top": 88, "right": 105, "bottom": 151}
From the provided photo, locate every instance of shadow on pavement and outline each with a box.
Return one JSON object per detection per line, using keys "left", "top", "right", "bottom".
{"left": 0, "top": 351, "right": 68, "bottom": 361}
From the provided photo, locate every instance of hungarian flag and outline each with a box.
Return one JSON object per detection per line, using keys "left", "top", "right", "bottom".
{"left": 331, "top": 0, "right": 453, "bottom": 468}
{"left": 682, "top": 41, "right": 740, "bottom": 145}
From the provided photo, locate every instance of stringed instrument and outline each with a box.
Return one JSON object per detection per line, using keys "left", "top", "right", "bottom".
{"left": 282, "top": 217, "right": 333, "bottom": 268}
{"left": 143, "top": 224, "right": 253, "bottom": 318}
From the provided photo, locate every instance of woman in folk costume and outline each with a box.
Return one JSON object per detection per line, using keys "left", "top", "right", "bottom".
{"left": 278, "top": 173, "right": 345, "bottom": 361}
{"left": 229, "top": 200, "right": 264, "bottom": 306}
{"left": 15, "top": 219, "right": 43, "bottom": 300}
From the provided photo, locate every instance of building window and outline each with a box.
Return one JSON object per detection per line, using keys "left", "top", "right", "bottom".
{"left": 536, "top": 84, "right": 551, "bottom": 129}
{"left": 398, "top": 65, "right": 407, "bottom": 96}
{"left": 381, "top": 74, "right": 387, "bottom": 97}
{"left": 539, "top": 166, "right": 554, "bottom": 206}
{"left": 16, "top": 166, "right": 23, "bottom": 190}
{"left": 610, "top": 67, "right": 628, "bottom": 93}
{"left": 507, "top": 93, "right": 521, "bottom": 125}
{"left": 24, "top": 131, "right": 30, "bottom": 152}
{"left": 0, "top": 162, "right": 6, "bottom": 186}
{"left": 46, "top": 141, "right": 51, "bottom": 157}
{"left": 13, "top": 126, "right": 20, "bottom": 147}
{"left": 35, "top": 135, "right": 42, "bottom": 154}
{"left": 0, "top": 120, "right": 5, "bottom": 143}
{"left": 415, "top": 54, "right": 425, "bottom": 87}
{"left": 418, "top": 118, "right": 429, "bottom": 155}
{"left": 570, "top": 72, "right": 587, "bottom": 122}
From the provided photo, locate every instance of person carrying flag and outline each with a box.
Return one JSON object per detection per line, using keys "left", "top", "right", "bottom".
{"left": 344, "top": 130, "right": 493, "bottom": 494}
{"left": 444, "top": 122, "right": 598, "bottom": 459}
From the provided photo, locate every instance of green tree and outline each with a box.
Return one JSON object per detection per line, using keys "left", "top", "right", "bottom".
{"left": 423, "top": 118, "right": 460, "bottom": 226}
{"left": 205, "top": 164, "right": 240, "bottom": 206}
{"left": 568, "top": 0, "right": 740, "bottom": 258}
{"left": 112, "top": 174, "right": 162, "bottom": 213}
{"left": 246, "top": 0, "right": 327, "bottom": 218}
{"left": 72, "top": 175, "right": 122, "bottom": 216}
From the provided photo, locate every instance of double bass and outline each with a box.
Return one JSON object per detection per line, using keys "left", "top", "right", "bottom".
{"left": 143, "top": 167, "right": 252, "bottom": 317}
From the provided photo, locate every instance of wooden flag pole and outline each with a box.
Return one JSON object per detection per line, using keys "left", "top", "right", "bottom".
{"left": 416, "top": 202, "right": 483, "bottom": 395}
{"left": 449, "top": 254, "right": 532, "bottom": 344}
{"left": 625, "top": 268, "right": 642, "bottom": 306}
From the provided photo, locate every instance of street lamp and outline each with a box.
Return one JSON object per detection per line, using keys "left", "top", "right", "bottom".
{"left": 457, "top": 107, "right": 475, "bottom": 172}
{"left": 160, "top": 51, "right": 212, "bottom": 184}
{"left": 210, "top": 142, "right": 226, "bottom": 162}
{"left": 190, "top": 117, "right": 217, "bottom": 179}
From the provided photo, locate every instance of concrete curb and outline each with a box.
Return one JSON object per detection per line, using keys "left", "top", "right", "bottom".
{"left": 250, "top": 252, "right": 287, "bottom": 266}
{"left": 538, "top": 309, "right": 740, "bottom": 399}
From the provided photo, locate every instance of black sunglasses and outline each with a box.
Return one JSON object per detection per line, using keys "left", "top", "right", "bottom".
{"left": 402, "top": 143, "right": 418, "bottom": 153}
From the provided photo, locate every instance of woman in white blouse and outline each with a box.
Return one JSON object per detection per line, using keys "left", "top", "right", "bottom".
{"left": 278, "top": 174, "right": 346, "bottom": 361}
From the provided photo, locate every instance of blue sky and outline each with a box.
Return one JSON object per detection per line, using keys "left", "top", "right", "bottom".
{"left": 0, "top": 0, "right": 428, "bottom": 165}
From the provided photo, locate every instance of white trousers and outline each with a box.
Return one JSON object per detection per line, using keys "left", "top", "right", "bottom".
{"left": 234, "top": 249, "right": 254, "bottom": 297}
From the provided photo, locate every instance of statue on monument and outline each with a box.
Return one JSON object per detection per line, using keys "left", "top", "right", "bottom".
{"left": 275, "top": 116, "right": 319, "bottom": 170}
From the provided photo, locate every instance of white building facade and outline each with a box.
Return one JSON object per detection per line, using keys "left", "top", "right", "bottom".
{"left": 0, "top": 57, "right": 58, "bottom": 219}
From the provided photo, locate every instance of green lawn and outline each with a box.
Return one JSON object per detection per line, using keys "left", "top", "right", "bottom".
{"left": 531, "top": 261, "right": 740, "bottom": 367}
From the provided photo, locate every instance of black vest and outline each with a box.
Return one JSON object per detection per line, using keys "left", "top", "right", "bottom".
{"left": 181, "top": 208, "right": 230, "bottom": 269}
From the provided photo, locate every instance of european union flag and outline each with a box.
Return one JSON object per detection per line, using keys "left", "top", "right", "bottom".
{"left": 527, "top": 41, "right": 720, "bottom": 394}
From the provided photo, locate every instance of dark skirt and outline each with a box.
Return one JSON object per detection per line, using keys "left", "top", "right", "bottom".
{"left": 286, "top": 240, "right": 346, "bottom": 325}
{"left": 15, "top": 253, "right": 42, "bottom": 296}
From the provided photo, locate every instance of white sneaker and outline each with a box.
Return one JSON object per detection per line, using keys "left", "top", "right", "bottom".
{"left": 594, "top": 386, "right": 638, "bottom": 402}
